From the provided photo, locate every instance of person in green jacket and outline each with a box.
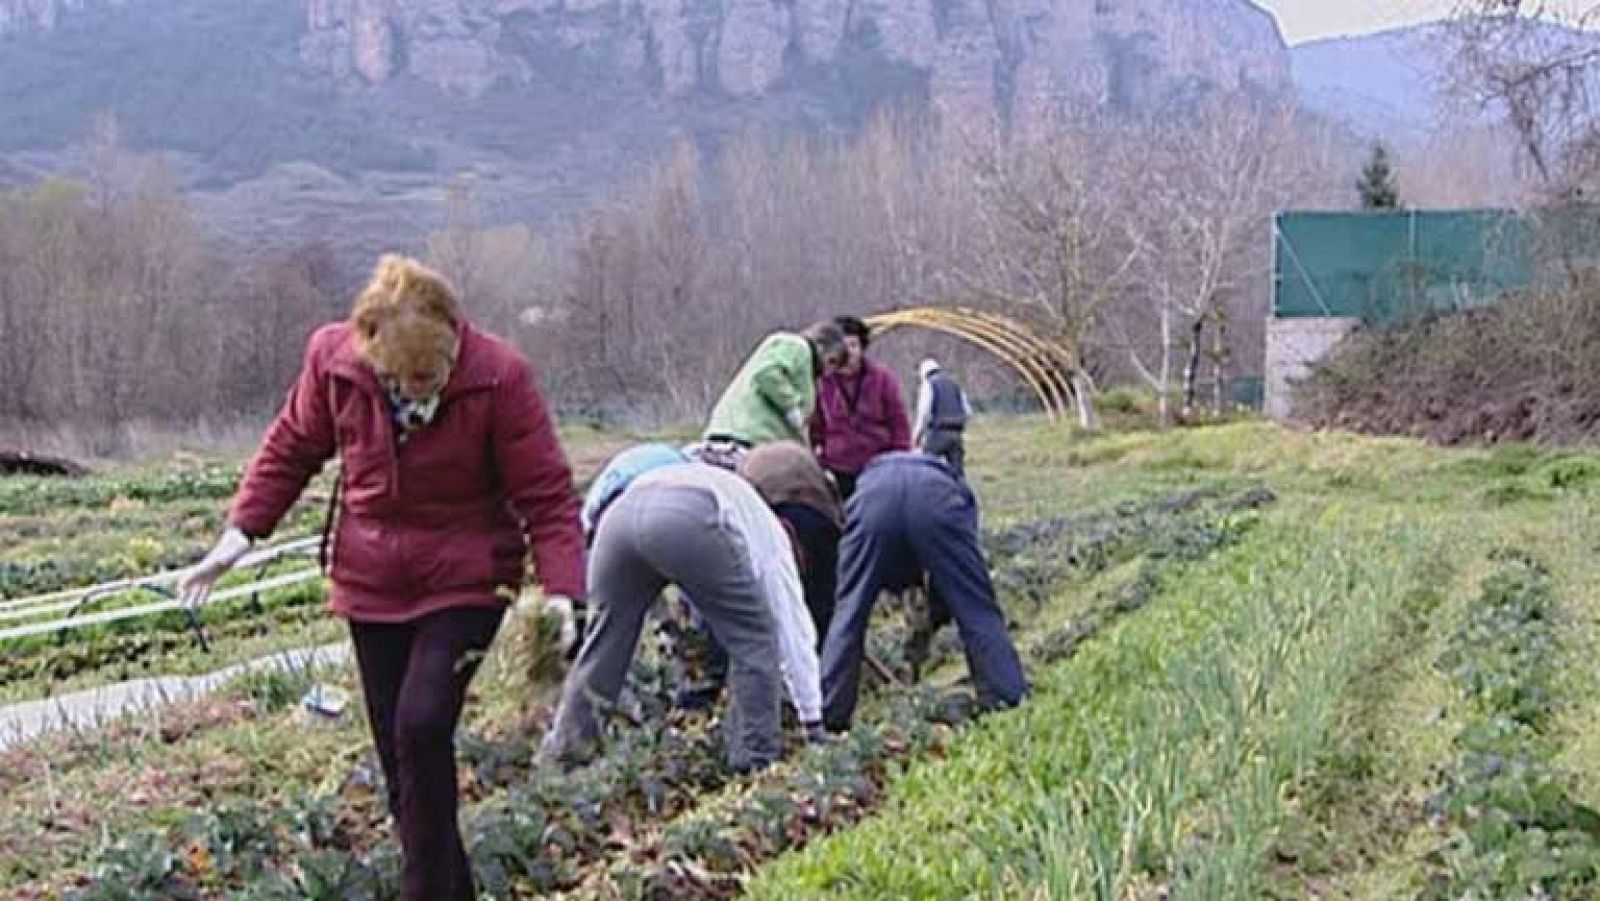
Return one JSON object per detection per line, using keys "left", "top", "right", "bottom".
{"left": 702, "top": 321, "right": 848, "bottom": 452}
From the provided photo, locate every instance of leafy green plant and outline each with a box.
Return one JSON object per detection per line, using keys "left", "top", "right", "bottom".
{"left": 0, "top": 466, "right": 244, "bottom": 518}
{"left": 1425, "top": 552, "right": 1600, "bottom": 899}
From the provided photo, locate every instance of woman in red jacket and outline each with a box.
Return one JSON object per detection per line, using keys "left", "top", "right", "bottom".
{"left": 808, "top": 316, "right": 911, "bottom": 499}
{"left": 177, "top": 254, "right": 586, "bottom": 901}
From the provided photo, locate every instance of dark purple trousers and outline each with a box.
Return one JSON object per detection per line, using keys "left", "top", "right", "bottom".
{"left": 350, "top": 605, "right": 505, "bottom": 901}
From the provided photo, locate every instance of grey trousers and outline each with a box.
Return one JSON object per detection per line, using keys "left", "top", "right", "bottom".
{"left": 540, "top": 482, "right": 785, "bottom": 771}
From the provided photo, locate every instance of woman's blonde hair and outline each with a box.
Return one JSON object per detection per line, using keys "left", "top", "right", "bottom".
{"left": 350, "top": 255, "right": 462, "bottom": 378}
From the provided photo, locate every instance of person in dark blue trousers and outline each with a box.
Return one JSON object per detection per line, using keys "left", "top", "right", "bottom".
{"left": 821, "top": 451, "right": 1027, "bottom": 730}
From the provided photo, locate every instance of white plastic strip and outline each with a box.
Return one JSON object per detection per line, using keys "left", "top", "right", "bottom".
{"left": 0, "top": 640, "right": 352, "bottom": 751}
{"left": 0, "top": 567, "right": 325, "bottom": 643}
{"left": 0, "top": 536, "right": 320, "bottom": 613}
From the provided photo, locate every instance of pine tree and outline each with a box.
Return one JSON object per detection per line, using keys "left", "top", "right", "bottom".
{"left": 1356, "top": 143, "right": 1401, "bottom": 209}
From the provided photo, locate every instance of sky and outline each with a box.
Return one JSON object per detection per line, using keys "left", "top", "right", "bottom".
{"left": 1254, "top": 0, "right": 1462, "bottom": 45}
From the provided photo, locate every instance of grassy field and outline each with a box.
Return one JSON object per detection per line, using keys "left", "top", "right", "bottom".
{"left": 754, "top": 422, "right": 1600, "bottom": 900}
{"left": 3, "top": 416, "right": 1600, "bottom": 898}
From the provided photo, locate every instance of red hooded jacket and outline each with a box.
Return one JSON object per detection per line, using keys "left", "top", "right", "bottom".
{"left": 229, "top": 322, "right": 586, "bottom": 622}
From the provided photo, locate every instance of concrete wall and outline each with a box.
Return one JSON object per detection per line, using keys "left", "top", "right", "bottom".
{"left": 1264, "top": 316, "right": 1360, "bottom": 421}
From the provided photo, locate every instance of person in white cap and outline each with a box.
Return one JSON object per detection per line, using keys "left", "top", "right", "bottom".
{"left": 912, "top": 358, "right": 973, "bottom": 476}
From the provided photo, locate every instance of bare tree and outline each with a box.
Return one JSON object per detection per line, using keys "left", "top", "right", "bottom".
{"left": 1403, "top": 125, "right": 1528, "bottom": 206}
{"left": 229, "top": 242, "right": 345, "bottom": 409}
{"left": 1448, "top": 1, "right": 1600, "bottom": 195}
{"left": 426, "top": 175, "right": 497, "bottom": 310}
{"left": 955, "top": 116, "right": 1138, "bottom": 429}
{"left": 84, "top": 111, "right": 127, "bottom": 217}
{"left": 1118, "top": 98, "right": 1303, "bottom": 425}
{"left": 0, "top": 183, "right": 76, "bottom": 421}
{"left": 6, "top": 81, "right": 1365, "bottom": 439}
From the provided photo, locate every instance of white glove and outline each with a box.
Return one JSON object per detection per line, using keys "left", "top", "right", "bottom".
{"left": 786, "top": 407, "right": 808, "bottom": 435}
{"left": 178, "top": 527, "right": 253, "bottom": 611}
{"left": 544, "top": 594, "right": 586, "bottom": 660}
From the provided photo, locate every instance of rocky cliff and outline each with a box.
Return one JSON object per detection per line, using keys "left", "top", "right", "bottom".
{"left": 297, "top": 0, "right": 1289, "bottom": 118}
{"left": 0, "top": 0, "right": 1291, "bottom": 257}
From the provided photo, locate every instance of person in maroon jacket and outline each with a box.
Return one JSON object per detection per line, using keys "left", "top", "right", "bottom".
{"left": 808, "top": 316, "right": 911, "bottom": 499}
{"left": 177, "top": 254, "right": 586, "bottom": 901}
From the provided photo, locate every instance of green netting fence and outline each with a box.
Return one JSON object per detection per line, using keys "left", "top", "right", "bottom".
{"left": 1273, "top": 209, "right": 1543, "bottom": 323}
